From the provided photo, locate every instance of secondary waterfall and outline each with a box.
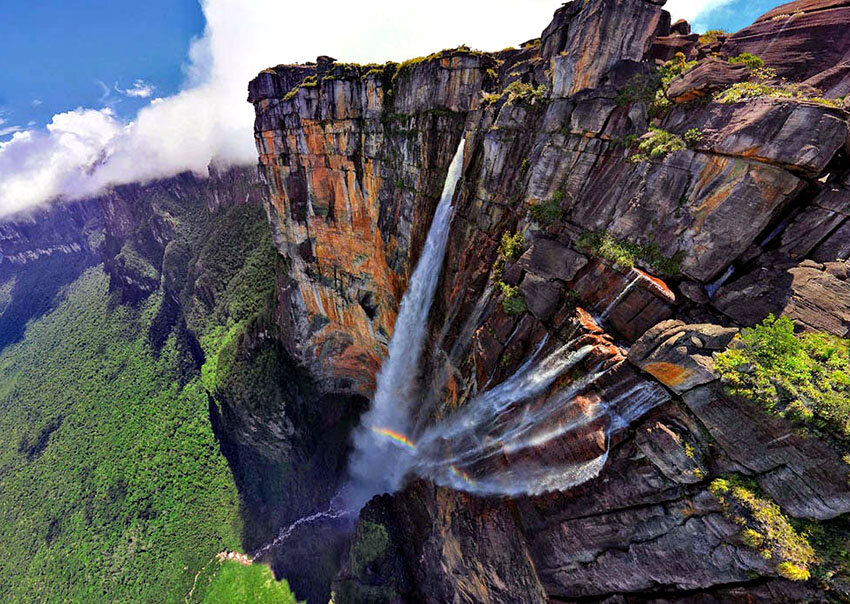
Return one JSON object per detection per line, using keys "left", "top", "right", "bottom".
{"left": 341, "top": 138, "right": 466, "bottom": 512}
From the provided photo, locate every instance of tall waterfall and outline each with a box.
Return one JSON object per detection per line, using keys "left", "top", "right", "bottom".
{"left": 252, "top": 136, "right": 668, "bottom": 557}
{"left": 341, "top": 139, "right": 466, "bottom": 512}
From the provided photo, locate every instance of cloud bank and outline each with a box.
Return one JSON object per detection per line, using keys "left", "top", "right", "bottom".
{"left": 0, "top": 0, "right": 732, "bottom": 217}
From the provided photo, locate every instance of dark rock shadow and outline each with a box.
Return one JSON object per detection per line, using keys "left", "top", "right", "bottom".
{"left": 207, "top": 323, "right": 368, "bottom": 602}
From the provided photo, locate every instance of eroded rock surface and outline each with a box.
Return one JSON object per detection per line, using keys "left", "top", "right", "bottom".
{"left": 247, "top": 0, "right": 850, "bottom": 601}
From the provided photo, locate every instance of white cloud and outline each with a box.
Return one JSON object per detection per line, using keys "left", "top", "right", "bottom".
{"left": 666, "top": 0, "right": 736, "bottom": 29}
{"left": 116, "top": 79, "right": 155, "bottom": 98}
{"left": 32, "top": 99, "right": 43, "bottom": 106}
{"left": 0, "top": 126, "right": 23, "bottom": 137}
{"left": 0, "top": 108, "right": 124, "bottom": 215}
{"left": 0, "top": 0, "right": 735, "bottom": 217}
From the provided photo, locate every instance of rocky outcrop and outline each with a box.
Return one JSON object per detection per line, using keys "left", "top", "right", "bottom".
{"left": 663, "top": 99, "right": 848, "bottom": 174}
{"left": 665, "top": 57, "right": 750, "bottom": 103}
{"left": 248, "top": 0, "right": 850, "bottom": 601}
{"left": 631, "top": 321, "right": 850, "bottom": 520}
{"left": 543, "top": 0, "right": 670, "bottom": 97}
{"left": 724, "top": 0, "right": 850, "bottom": 96}
{"left": 714, "top": 257, "right": 850, "bottom": 336}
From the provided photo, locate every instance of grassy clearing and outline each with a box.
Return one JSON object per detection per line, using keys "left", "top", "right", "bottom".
{"left": 198, "top": 561, "right": 297, "bottom": 604}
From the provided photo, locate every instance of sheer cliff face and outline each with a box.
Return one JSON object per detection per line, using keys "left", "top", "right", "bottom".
{"left": 250, "top": 53, "right": 491, "bottom": 395}
{"left": 251, "top": 0, "right": 850, "bottom": 601}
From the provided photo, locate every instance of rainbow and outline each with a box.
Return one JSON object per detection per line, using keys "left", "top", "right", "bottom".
{"left": 449, "top": 465, "right": 477, "bottom": 487}
{"left": 371, "top": 427, "right": 417, "bottom": 451}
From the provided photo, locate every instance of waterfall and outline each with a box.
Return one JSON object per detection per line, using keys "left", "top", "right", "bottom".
{"left": 341, "top": 139, "right": 466, "bottom": 512}
{"left": 251, "top": 137, "right": 670, "bottom": 557}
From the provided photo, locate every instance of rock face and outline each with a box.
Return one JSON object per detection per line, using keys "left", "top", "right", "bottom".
{"left": 725, "top": 0, "right": 850, "bottom": 97}
{"left": 252, "top": 52, "right": 490, "bottom": 395}
{"left": 248, "top": 0, "right": 850, "bottom": 601}
{"left": 543, "top": 0, "right": 670, "bottom": 97}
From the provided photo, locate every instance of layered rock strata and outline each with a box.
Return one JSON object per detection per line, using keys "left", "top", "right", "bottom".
{"left": 250, "top": 0, "right": 850, "bottom": 601}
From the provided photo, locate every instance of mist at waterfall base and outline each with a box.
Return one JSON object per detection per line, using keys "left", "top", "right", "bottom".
{"left": 338, "top": 137, "right": 662, "bottom": 511}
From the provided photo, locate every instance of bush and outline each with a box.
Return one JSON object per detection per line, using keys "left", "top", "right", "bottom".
{"left": 715, "top": 73, "right": 844, "bottom": 108}
{"left": 498, "top": 232, "right": 524, "bottom": 261}
{"left": 729, "top": 53, "right": 765, "bottom": 69}
{"left": 492, "top": 231, "right": 527, "bottom": 316}
{"left": 484, "top": 81, "right": 547, "bottom": 106}
{"left": 715, "top": 81, "right": 794, "bottom": 104}
{"left": 684, "top": 128, "right": 704, "bottom": 147}
{"left": 631, "top": 128, "right": 686, "bottom": 162}
{"left": 715, "top": 314, "right": 850, "bottom": 444}
{"left": 710, "top": 476, "right": 815, "bottom": 580}
{"left": 699, "top": 29, "right": 726, "bottom": 44}
{"left": 529, "top": 198, "right": 564, "bottom": 225}
{"left": 578, "top": 231, "right": 683, "bottom": 275}
{"left": 498, "top": 282, "right": 527, "bottom": 315}
{"left": 777, "top": 562, "right": 811, "bottom": 581}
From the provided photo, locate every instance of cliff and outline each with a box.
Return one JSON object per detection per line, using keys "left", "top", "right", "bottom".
{"left": 247, "top": 0, "right": 850, "bottom": 601}
{"left": 0, "top": 165, "right": 310, "bottom": 602}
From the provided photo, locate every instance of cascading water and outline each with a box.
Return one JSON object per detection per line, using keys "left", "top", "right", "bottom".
{"left": 252, "top": 135, "right": 669, "bottom": 557}
{"left": 251, "top": 139, "right": 467, "bottom": 558}
{"left": 341, "top": 138, "right": 467, "bottom": 512}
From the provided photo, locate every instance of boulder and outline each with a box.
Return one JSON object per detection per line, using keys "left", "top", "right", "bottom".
{"left": 714, "top": 255, "right": 850, "bottom": 336}
{"left": 670, "top": 19, "right": 691, "bottom": 35}
{"left": 666, "top": 57, "right": 751, "bottom": 103}
{"left": 629, "top": 320, "right": 738, "bottom": 394}
{"left": 515, "top": 237, "right": 588, "bottom": 282}
{"left": 647, "top": 34, "right": 700, "bottom": 63}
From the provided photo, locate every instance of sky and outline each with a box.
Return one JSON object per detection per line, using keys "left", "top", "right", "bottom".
{"left": 0, "top": 0, "right": 790, "bottom": 217}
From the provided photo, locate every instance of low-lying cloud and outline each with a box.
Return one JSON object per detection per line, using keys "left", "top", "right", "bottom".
{"left": 0, "top": 0, "right": 729, "bottom": 218}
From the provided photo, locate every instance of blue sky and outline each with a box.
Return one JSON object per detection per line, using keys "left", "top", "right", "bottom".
{"left": 0, "top": 0, "right": 791, "bottom": 217}
{"left": 0, "top": 0, "right": 785, "bottom": 136}
{"left": 694, "top": 0, "right": 783, "bottom": 32}
{"left": 0, "top": 1, "right": 204, "bottom": 133}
